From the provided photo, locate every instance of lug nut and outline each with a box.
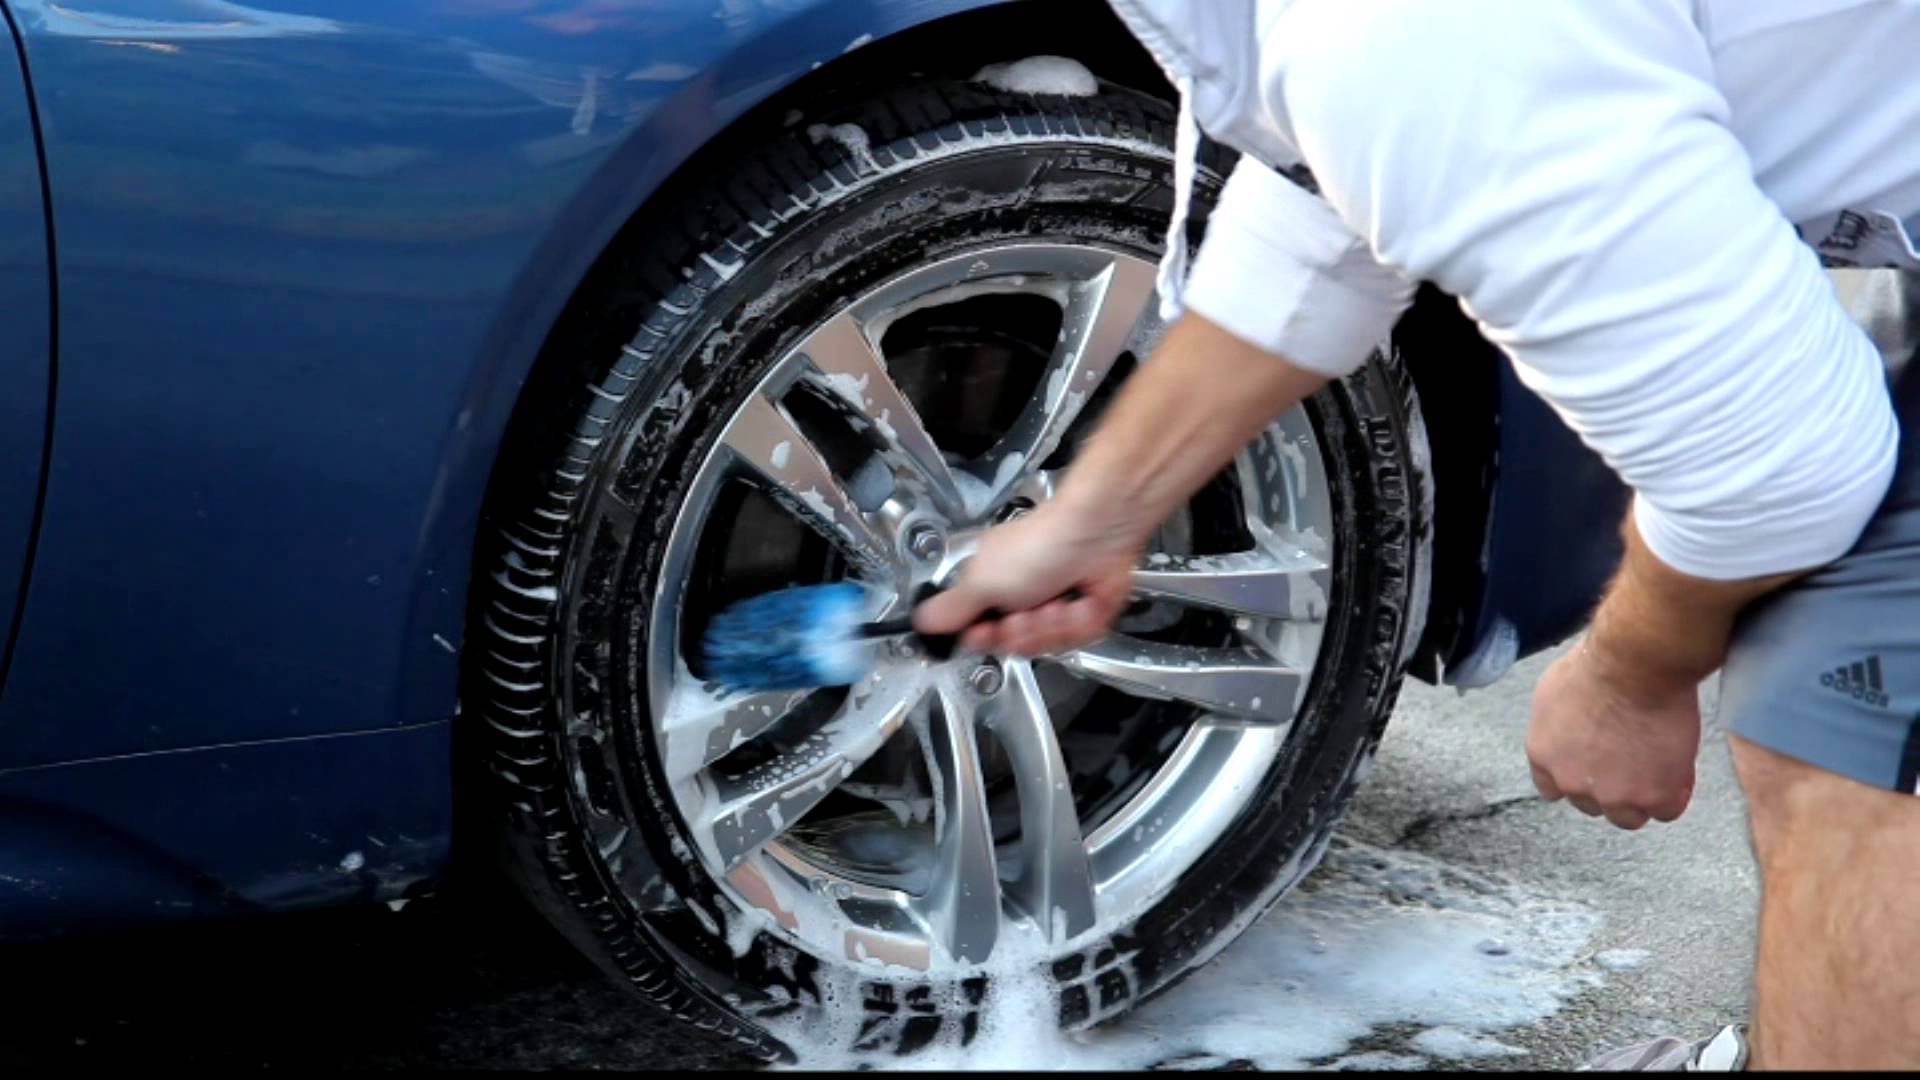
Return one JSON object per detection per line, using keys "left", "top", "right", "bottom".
{"left": 907, "top": 524, "right": 944, "bottom": 563}
{"left": 968, "top": 662, "right": 1003, "bottom": 697}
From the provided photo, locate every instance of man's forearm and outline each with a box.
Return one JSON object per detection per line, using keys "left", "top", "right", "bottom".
{"left": 1583, "top": 506, "right": 1800, "bottom": 703}
{"left": 1056, "top": 314, "right": 1328, "bottom": 542}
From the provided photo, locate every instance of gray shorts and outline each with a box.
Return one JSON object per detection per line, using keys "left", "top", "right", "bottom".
{"left": 1720, "top": 355, "right": 1920, "bottom": 795}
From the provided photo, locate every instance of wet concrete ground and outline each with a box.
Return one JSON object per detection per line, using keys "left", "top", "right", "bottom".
{"left": 0, "top": 647, "right": 1756, "bottom": 1071}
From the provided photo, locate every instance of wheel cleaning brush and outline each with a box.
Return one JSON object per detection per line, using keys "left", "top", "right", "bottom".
{"left": 699, "top": 582, "right": 958, "bottom": 693}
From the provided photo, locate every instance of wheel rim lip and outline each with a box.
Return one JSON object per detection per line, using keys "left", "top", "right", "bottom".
{"left": 643, "top": 240, "right": 1335, "bottom": 972}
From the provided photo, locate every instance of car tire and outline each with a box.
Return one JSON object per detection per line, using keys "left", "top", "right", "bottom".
{"left": 470, "top": 75, "right": 1430, "bottom": 1063}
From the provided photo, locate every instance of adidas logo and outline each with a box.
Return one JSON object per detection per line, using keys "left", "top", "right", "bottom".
{"left": 1819, "top": 655, "right": 1890, "bottom": 708}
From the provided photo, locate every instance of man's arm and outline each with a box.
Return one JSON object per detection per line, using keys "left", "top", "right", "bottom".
{"left": 917, "top": 158, "right": 1413, "bottom": 654}
{"left": 1524, "top": 509, "right": 1799, "bottom": 830}
{"left": 916, "top": 314, "right": 1330, "bottom": 657}
{"left": 1584, "top": 510, "right": 1798, "bottom": 709}
{"left": 1055, "top": 315, "right": 1330, "bottom": 542}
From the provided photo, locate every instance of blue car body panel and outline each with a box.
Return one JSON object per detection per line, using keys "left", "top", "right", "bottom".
{"left": 0, "top": 0, "right": 1000, "bottom": 936}
{"left": 0, "top": 12, "right": 48, "bottom": 691}
{"left": 0, "top": 0, "right": 1621, "bottom": 939}
{"left": 0, "top": 720, "right": 449, "bottom": 939}
{"left": 0, "top": 0, "right": 995, "bottom": 771}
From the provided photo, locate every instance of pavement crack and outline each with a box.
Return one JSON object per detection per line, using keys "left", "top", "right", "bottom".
{"left": 1394, "top": 795, "right": 1542, "bottom": 848}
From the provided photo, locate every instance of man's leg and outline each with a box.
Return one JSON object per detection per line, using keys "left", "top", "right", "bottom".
{"left": 1588, "top": 337, "right": 1920, "bottom": 1072}
{"left": 1711, "top": 342, "right": 1920, "bottom": 1069}
{"left": 1731, "top": 735, "right": 1920, "bottom": 1069}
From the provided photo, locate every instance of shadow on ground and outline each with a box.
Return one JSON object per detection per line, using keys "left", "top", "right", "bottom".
{"left": 0, "top": 877, "right": 759, "bottom": 1071}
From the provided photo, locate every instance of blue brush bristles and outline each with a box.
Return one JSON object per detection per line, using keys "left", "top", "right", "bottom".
{"left": 700, "top": 582, "right": 882, "bottom": 692}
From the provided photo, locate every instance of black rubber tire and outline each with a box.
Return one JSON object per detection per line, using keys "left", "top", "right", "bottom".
{"left": 469, "top": 76, "right": 1430, "bottom": 1063}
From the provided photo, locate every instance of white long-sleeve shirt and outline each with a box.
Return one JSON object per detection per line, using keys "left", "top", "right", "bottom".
{"left": 1111, "top": 0, "right": 1914, "bottom": 580}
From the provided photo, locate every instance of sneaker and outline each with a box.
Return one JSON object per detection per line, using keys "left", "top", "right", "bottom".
{"left": 1580, "top": 1024, "right": 1749, "bottom": 1071}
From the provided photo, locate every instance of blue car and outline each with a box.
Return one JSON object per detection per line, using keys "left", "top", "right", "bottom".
{"left": 0, "top": 0, "right": 1640, "bottom": 1060}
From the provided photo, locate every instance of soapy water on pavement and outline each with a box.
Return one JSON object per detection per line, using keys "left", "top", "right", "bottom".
{"left": 767, "top": 837, "right": 1607, "bottom": 1070}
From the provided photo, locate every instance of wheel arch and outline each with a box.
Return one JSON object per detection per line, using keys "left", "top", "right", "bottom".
{"left": 464, "top": 0, "right": 1172, "bottom": 515}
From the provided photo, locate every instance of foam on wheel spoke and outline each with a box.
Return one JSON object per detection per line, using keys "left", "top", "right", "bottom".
{"left": 1132, "top": 550, "right": 1332, "bottom": 622}
{"left": 1059, "top": 637, "right": 1304, "bottom": 724}
{"left": 988, "top": 660, "right": 1096, "bottom": 942}
{"left": 969, "top": 255, "right": 1156, "bottom": 510}
{"left": 705, "top": 679, "right": 925, "bottom": 871}
{"left": 916, "top": 681, "right": 1001, "bottom": 964}
{"left": 660, "top": 687, "right": 814, "bottom": 782}
{"left": 721, "top": 393, "right": 896, "bottom": 576}
{"left": 798, "top": 313, "right": 965, "bottom": 519}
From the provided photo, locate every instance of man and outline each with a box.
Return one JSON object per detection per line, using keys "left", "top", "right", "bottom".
{"left": 915, "top": 0, "right": 1920, "bottom": 1069}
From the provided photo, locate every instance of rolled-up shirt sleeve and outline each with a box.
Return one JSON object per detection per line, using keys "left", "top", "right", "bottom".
{"left": 1274, "top": 0, "right": 1898, "bottom": 580}
{"left": 1183, "top": 156, "right": 1416, "bottom": 378}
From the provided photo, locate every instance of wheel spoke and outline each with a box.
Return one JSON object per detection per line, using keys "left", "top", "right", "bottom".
{"left": 798, "top": 313, "right": 965, "bottom": 519}
{"left": 721, "top": 393, "right": 895, "bottom": 576}
{"left": 917, "top": 682, "right": 1001, "bottom": 963}
{"left": 989, "top": 661, "right": 1096, "bottom": 942}
{"left": 705, "top": 678, "right": 923, "bottom": 871}
{"left": 1058, "top": 637, "right": 1304, "bottom": 723}
{"left": 1132, "top": 550, "right": 1332, "bottom": 621}
{"left": 971, "top": 256, "right": 1157, "bottom": 510}
{"left": 660, "top": 687, "right": 814, "bottom": 782}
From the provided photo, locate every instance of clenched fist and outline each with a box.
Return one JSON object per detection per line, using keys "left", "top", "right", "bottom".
{"left": 1526, "top": 638, "right": 1703, "bottom": 831}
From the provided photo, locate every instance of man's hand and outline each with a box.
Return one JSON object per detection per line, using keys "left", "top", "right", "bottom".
{"left": 1527, "top": 638, "right": 1702, "bottom": 830}
{"left": 1525, "top": 505, "right": 1798, "bottom": 830}
{"left": 912, "top": 501, "right": 1139, "bottom": 656}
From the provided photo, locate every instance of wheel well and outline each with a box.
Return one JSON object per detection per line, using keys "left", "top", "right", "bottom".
{"left": 478, "top": 0, "right": 1174, "bottom": 520}
{"left": 628, "top": 0, "right": 1174, "bottom": 222}
{"left": 651, "top": 0, "right": 1178, "bottom": 238}
{"left": 615, "top": 0, "right": 1174, "bottom": 244}
{"left": 1394, "top": 286, "right": 1502, "bottom": 682}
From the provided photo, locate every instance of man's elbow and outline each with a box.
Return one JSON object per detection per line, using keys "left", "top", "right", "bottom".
{"left": 1634, "top": 412, "right": 1900, "bottom": 582}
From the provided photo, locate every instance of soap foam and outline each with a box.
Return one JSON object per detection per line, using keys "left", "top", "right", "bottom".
{"left": 761, "top": 838, "right": 1606, "bottom": 1070}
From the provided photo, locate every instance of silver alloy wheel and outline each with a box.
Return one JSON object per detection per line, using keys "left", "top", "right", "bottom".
{"left": 647, "top": 243, "right": 1336, "bottom": 974}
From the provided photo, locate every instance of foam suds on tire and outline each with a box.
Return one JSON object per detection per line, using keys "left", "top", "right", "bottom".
{"left": 764, "top": 838, "right": 1608, "bottom": 1069}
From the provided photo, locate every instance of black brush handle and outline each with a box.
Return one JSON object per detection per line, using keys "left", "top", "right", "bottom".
{"left": 855, "top": 614, "right": 925, "bottom": 638}
{"left": 855, "top": 583, "right": 1081, "bottom": 661}
{"left": 853, "top": 617, "right": 969, "bottom": 661}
